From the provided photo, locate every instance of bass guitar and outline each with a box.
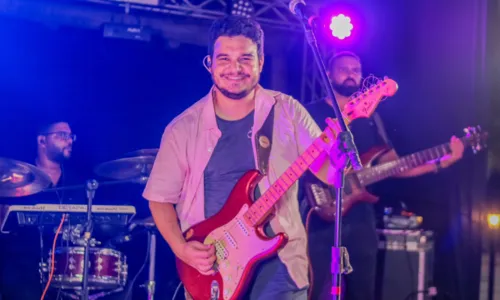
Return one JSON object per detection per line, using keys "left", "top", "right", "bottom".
{"left": 306, "top": 126, "right": 488, "bottom": 222}
{"left": 175, "top": 78, "right": 398, "bottom": 300}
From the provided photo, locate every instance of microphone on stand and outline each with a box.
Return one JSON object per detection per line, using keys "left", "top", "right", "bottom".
{"left": 106, "top": 218, "right": 155, "bottom": 246}
{"left": 289, "top": 0, "right": 320, "bottom": 27}
{"left": 289, "top": 0, "right": 364, "bottom": 171}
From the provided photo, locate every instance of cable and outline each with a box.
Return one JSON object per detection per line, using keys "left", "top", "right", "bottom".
{"left": 123, "top": 231, "right": 151, "bottom": 300}
{"left": 171, "top": 281, "right": 183, "bottom": 300}
{"left": 40, "top": 214, "right": 66, "bottom": 300}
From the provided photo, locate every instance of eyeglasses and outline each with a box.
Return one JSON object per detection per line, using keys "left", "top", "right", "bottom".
{"left": 44, "top": 132, "right": 77, "bottom": 142}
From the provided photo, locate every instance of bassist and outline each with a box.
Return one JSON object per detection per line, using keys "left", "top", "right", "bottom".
{"left": 301, "top": 51, "right": 465, "bottom": 300}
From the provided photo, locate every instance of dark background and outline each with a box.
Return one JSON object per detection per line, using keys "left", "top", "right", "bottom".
{"left": 0, "top": 0, "right": 495, "bottom": 299}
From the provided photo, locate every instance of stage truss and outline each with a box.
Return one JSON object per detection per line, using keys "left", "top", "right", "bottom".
{"left": 0, "top": 0, "right": 325, "bottom": 103}
{"left": 83, "top": 0, "right": 325, "bottom": 103}
{"left": 86, "top": 0, "right": 303, "bottom": 31}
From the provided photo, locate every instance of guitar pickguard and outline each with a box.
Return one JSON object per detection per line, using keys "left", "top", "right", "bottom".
{"left": 203, "top": 204, "right": 282, "bottom": 299}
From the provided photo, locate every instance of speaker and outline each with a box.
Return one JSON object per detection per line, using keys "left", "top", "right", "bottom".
{"left": 375, "top": 229, "right": 435, "bottom": 300}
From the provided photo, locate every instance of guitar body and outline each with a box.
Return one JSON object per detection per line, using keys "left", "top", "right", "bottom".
{"left": 307, "top": 145, "right": 391, "bottom": 222}
{"left": 176, "top": 170, "right": 288, "bottom": 300}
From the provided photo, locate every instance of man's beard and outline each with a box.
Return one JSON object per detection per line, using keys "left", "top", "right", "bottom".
{"left": 49, "top": 148, "right": 71, "bottom": 163}
{"left": 212, "top": 74, "right": 259, "bottom": 100}
{"left": 332, "top": 80, "right": 360, "bottom": 97}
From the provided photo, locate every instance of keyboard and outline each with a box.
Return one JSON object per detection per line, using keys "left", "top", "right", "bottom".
{"left": 1, "top": 204, "right": 136, "bottom": 233}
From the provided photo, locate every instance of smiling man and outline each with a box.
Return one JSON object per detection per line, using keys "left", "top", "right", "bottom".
{"left": 143, "top": 16, "right": 347, "bottom": 299}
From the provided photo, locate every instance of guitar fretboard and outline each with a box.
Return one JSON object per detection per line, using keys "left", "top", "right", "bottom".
{"left": 241, "top": 79, "right": 397, "bottom": 226}
{"left": 243, "top": 137, "right": 325, "bottom": 226}
{"left": 357, "top": 136, "right": 471, "bottom": 186}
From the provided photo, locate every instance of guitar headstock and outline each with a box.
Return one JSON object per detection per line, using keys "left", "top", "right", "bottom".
{"left": 463, "top": 126, "right": 488, "bottom": 154}
{"left": 343, "top": 77, "right": 398, "bottom": 120}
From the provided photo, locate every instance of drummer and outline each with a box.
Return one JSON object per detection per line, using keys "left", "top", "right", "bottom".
{"left": 0, "top": 120, "right": 81, "bottom": 300}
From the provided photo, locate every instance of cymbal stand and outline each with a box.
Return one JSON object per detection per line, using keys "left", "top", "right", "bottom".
{"left": 138, "top": 228, "right": 157, "bottom": 300}
{"left": 147, "top": 229, "right": 157, "bottom": 300}
{"left": 38, "top": 225, "right": 46, "bottom": 284}
{"left": 81, "top": 179, "right": 98, "bottom": 300}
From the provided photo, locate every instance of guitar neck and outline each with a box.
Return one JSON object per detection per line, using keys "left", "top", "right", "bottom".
{"left": 243, "top": 79, "right": 397, "bottom": 226}
{"left": 358, "top": 136, "right": 469, "bottom": 186}
{"left": 244, "top": 137, "right": 325, "bottom": 226}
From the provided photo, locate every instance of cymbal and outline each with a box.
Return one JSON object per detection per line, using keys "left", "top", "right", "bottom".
{"left": 125, "top": 149, "right": 158, "bottom": 157}
{"left": 94, "top": 156, "right": 155, "bottom": 183}
{"left": 0, "top": 157, "right": 52, "bottom": 197}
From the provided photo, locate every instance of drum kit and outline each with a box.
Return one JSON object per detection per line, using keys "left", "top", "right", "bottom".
{"left": 0, "top": 148, "right": 160, "bottom": 300}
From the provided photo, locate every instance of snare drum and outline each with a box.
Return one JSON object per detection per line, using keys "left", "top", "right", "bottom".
{"left": 43, "top": 247, "right": 128, "bottom": 290}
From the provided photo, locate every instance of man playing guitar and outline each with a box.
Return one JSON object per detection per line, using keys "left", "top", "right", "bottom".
{"left": 301, "top": 51, "right": 465, "bottom": 300}
{"left": 143, "top": 16, "right": 347, "bottom": 299}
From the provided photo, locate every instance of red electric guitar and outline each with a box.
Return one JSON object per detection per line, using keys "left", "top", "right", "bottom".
{"left": 306, "top": 126, "right": 489, "bottom": 222}
{"left": 175, "top": 78, "right": 398, "bottom": 300}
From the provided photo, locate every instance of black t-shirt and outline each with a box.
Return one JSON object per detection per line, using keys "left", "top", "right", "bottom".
{"left": 301, "top": 100, "right": 392, "bottom": 224}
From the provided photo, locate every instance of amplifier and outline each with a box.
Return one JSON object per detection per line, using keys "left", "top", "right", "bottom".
{"left": 375, "top": 229, "right": 435, "bottom": 300}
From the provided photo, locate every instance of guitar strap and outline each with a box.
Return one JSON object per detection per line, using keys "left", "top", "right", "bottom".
{"left": 372, "top": 112, "right": 392, "bottom": 147}
{"left": 254, "top": 104, "right": 275, "bottom": 175}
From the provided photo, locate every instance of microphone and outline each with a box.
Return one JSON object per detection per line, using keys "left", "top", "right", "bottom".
{"left": 288, "top": 0, "right": 319, "bottom": 27}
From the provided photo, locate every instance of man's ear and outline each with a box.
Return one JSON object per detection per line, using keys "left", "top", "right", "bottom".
{"left": 258, "top": 56, "right": 265, "bottom": 73}
{"left": 37, "top": 135, "right": 45, "bottom": 146}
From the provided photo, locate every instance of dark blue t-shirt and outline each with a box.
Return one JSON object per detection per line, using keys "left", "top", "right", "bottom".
{"left": 203, "top": 111, "right": 255, "bottom": 219}
{"left": 203, "top": 111, "right": 303, "bottom": 298}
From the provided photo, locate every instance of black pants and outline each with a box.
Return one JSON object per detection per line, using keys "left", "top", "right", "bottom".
{"left": 304, "top": 204, "right": 378, "bottom": 300}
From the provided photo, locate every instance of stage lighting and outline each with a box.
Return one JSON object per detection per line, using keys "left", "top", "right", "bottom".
{"left": 329, "top": 13, "right": 353, "bottom": 40}
{"left": 230, "top": 0, "right": 254, "bottom": 18}
{"left": 487, "top": 213, "right": 500, "bottom": 229}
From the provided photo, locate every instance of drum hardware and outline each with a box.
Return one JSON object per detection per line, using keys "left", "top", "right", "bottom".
{"left": 119, "top": 217, "right": 157, "bottom": 300}
{"left": 59, "top": 287, "right": 125, "bottom": 300}
{"left": 41, "top": 247, "right": 128, "bottom": 300}
{"left": 143, "top": 228, "right": 157, "bottom": 300}
{"left": 42, "top": 179, "right": 135, "bottom": 300}
{"left": 81, "top": 180, "right": 97, "bottom": 300}
{"left": 44, "top": 247, "right": 128, "bottom": 290}
{"left": 0, "top": 157, "right": 52, "bottom": 198}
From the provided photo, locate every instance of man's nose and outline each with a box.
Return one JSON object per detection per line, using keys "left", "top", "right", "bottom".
{"left": 227, "top": 61, "right": 243, "bottom": 72}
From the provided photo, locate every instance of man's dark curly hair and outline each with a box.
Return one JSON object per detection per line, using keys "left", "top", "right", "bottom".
{"left": 208, "top": 16, "right": 264, "bottom": 59}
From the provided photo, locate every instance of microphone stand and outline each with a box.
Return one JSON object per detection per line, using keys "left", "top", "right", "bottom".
{"left": 294, "top": 8, "right": 363, "bottom": 300}
{"left": 81, "top": 179, "right": 98, "bottom": 300}
{"left": 146, "top": 229, "right": 157, "bottom": 300}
